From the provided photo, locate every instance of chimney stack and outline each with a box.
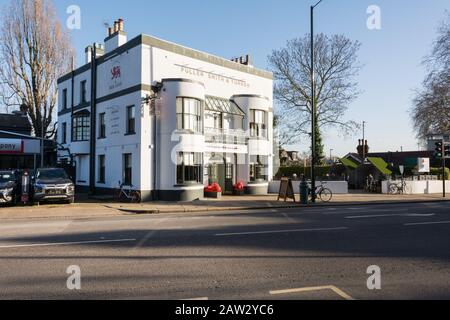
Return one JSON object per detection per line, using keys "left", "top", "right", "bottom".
{"left": 118, "top": 18, "right": 124, "bottom": 32}
{"left": 104, "top": 18, "right": 127, "bottom": 54}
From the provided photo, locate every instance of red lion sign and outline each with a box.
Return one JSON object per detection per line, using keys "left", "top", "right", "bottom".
{"left": 111, "top": 65, "right": 121, "bottom": 80}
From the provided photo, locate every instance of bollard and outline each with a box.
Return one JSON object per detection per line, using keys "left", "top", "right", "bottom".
{"left": 300, "top": 176, "right": 309, "bottom": 205}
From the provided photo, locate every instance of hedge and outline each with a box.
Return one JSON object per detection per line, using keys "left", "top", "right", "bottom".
{"left": 430, "top": 167, "right": 450, "bottom": 180}
{"left": 276, "top": 166, "right": 332, "bottom": 179}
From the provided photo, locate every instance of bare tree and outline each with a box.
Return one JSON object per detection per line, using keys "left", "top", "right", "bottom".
{"left": 0, "top": 0, "right": 74, "bottom": 138}
{"left": 412, "top": 12, "right": 450, "bottom": 139}
{"left": 268, "top": 33, "right": 362, "bottom": 159}
{"left": 412, "top": 72, "right": 450, "bottom": 138}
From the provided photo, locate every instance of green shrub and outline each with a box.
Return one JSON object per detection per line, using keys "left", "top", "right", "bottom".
{"left": 276, "top": 166, "right": 332, "bottom": 179}
{"left": 430, "top": 167, "right": 450, "bottom": 180}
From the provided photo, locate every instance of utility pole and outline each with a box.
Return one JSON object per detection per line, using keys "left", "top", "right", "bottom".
{"left": 40, "top": 110, "right": 44, "bottom": 168}
{"left": 362, "top": 121, "right": 366, "bottom": 163}
{"left": 310, "top": 0, "right": 323, "bottom": 203}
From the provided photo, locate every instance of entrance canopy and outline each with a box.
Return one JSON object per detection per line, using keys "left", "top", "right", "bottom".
{"left": 205, "top": 96, "right": 245, "bottom": 116}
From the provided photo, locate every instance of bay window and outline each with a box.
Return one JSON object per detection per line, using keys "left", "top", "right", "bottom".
{"left": 250, "top": 109, "right": 267, "bottom": 138}
{"left": 72, "top": 113, "right": 90, "bottom": 142}
{"left": 176, "top": 97, "right": 203, "bottom": 133}
{"left": 176, "top": 152, "right": 203, "bottom": 184}
{"left": 250, "top": 155, "right": 268, "bottom": 182}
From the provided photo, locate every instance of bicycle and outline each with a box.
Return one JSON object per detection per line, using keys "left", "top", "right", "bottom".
{"left": 115, "top": 181, "right": 141, "bottom": 203}
{"left": 308, "top": 182, "right": 333, "bottom": 202}
{"left": 388, "top": 179, "right": 411, "bottom": 195}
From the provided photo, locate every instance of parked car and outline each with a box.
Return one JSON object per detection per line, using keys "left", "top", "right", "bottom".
{"left": 0, "top": 170, "right": 20, "bottom": 205}
{"left": 32, "top": 168, "right": 75, "bottom": 204}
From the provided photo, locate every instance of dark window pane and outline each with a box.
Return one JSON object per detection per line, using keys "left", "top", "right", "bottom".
{"left": 126, "top": 106, "right": 136, "bottom": 134}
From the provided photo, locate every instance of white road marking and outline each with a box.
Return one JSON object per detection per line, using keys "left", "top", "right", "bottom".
{"left": 181, "top": 297, "right": 209, "bottom": 301}
{"left": 215, "top": 227, "right": 348, "bottom": 237}
{"left": 404, "top": 220, "right": 450, "bottom": 226}
{"left": 280, "top": 212, "right": 296, "bottom": 223}
{"left": 346, "top": 213, "right": 435, "bottom": 219}
{"left": 322, "top": 208, "right": 410, "bottom": 215}
{"left": 270, "top": 285, "right": 354, "bottom": 300}
{"left": 129, "top": 218, "right": 169, "bottom": 252}
{"left": 0, "top": 238, "right": 136, "bottom": 249}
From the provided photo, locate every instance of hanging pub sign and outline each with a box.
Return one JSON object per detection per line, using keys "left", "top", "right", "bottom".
{"left": 277, "top": 177, "right": 296, "bottom": 202}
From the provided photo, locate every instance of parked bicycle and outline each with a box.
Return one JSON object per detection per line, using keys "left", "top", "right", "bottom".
{"left": 388, "top": 179, "right": 411, "bottom": 195}
{"left": 115, "top": 181, "right": 141, "bottom": 203}
{"left": 308, "top": 182, "right": 333, "bottom": 202}
{"left": 364, "top": 174, "right": 378, "bottom": 193}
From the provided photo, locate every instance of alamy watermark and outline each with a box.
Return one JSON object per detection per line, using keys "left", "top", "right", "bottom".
{"left": 66, "top": 265, "right": 81, "bottom": 290}
{"left": 367, "top": 5, "right": 382, "bottom": 30}
{"left": 66, "top": 5, "right": 81, "bottom": 30}
{"left": 367, "top": 265, "right": 381, "bottom": 290}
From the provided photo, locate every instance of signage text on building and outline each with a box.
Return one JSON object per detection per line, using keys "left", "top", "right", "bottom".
{"left": 0, "top": 139, "right": 24, "bottom": 154}
{"left": 176, "top": 64, "right": 251, "bottom": 88}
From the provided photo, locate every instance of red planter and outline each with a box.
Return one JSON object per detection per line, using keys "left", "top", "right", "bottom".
{"left": 204, "top": 183, "right": 222, "bottom": 198}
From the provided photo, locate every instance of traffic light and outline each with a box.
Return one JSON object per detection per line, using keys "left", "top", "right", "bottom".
{"left": 435, "top": 141, "right": 443, "bottom": 158}
{"left": 444, "top": 143, "right": 450, "bottom": 158}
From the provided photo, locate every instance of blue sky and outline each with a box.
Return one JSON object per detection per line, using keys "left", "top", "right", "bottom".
{"left": 1, "top": 0, "right": 448, "bottom": 157}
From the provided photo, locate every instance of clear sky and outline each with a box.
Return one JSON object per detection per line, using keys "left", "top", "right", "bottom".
{"left": 1, "top": 0, "right": 448, "bottom": 157}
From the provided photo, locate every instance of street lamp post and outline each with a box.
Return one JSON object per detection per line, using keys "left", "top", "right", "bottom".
{"left": 310, "top": 0, "right": 323, "bottom": 203}
{"left": 362, "top": 121, "right": 366, "bottom": 162}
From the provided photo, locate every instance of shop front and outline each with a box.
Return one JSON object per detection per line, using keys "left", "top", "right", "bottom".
{"left": 0, "top": 137, "right": 41, "bottom": 170}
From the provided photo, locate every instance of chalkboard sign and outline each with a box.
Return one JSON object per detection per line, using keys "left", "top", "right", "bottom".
{"left": 277, "top": 178, "right": 296, "bottom": 202}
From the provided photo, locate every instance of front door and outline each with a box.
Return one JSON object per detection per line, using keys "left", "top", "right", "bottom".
{"left": 208, "top": 163, "right": 225, "bottom": 192}
{"left": 225, "top": 163, "right": 234, "bottom": 194}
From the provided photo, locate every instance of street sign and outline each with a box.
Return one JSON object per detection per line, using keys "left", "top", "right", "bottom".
{"left": 399, "top": 165, "right": 405, "bottom": 175}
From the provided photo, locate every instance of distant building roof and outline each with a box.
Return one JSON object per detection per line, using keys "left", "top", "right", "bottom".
{"left": 343, "top": 150, "right": 436, "bottom": 170}
{"left": 0, "top": 113, "right": 32, "bottom": 136}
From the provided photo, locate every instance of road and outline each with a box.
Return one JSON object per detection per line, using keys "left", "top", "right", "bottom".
{"left": 0, "top": 201, "right": 449, "bottom": 300}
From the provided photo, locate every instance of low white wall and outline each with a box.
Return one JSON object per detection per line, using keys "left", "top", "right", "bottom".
{"left": 269, "top": 180, "right": 349, "bottom": 194}
{"left": 382, "top": 180, "right": 450, "bottom": 194}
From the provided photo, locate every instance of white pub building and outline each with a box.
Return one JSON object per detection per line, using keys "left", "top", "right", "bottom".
{"left": 57, "top": 20, "right": 274, "bottom": 201}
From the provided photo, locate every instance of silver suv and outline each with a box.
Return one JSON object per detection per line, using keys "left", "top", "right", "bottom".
{"left": 33, "top": 168, "right": 75, "bottom": 204}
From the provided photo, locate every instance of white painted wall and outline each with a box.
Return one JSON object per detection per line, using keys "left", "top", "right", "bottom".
{"left": 269, "top": 181, "right": 349, "bottom": 195}
{"left": 382, "top": 180, "right": 450, "bottom": 194}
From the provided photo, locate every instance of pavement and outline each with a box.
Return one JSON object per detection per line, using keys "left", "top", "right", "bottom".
{"left": 0, "top": 201, "right": 449, "bottom": 299}
{"left": 0, "top": 192, "right": 449, "bottom": 220}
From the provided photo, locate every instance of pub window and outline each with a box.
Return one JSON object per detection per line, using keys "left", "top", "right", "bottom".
{"left": 126, "top": 105, "right": 136, "bottom": 135}
{"left": 176, "top": 97, "right": 203, "bottom": 133}
{"left": 61, "top": 122, "right": 67, "bottom": 144}
{"left": 123, "top": 153, "right": 132, "bottom": 186}
{"left": 99, "top": 113, "right": 106, "bottom": 138}
{"left": 62, "top": 89, "right": 68, "bottom": 110}
{"left": 72, "top": 114, "right": 90, "bottom": 142}
{"left": 176, "top": 152, "right": 203, "bottom": 184}
{"left": 250, "top": 155, "right": 268, "bottom": 182}
{"left": 98, "top": 155, "right": 106, "bottom": 184}
{"left": 80, "top": 80, "right": 87, "bottom": 104}
{"left": 249, "top": 109, "right": 267, "bottom": 138}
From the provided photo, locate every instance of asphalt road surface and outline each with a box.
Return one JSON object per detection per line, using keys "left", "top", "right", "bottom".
{"left": 0, "top": 201, "right": 449, "bottom": 300}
